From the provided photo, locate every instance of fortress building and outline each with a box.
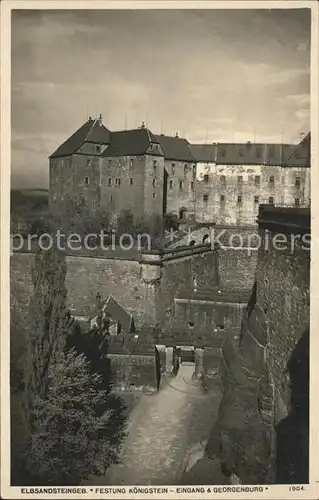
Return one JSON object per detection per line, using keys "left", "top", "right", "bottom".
{"left": 49, "top": 116, "right": 310, "bottom": 227}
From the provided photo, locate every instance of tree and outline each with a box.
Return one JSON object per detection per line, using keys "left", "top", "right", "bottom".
{"left": 22, "top": 247, "right": 127, "bottom": 485}
{"left": 24, "top": 349, "right": 126, "bottom": 485}
{"left": 23, "top": 247, "right": 74, "bottom": 418}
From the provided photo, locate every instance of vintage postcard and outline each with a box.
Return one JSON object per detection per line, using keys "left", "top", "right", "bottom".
{"left": 1, "top": 0, "right": 318, "bottom": 498}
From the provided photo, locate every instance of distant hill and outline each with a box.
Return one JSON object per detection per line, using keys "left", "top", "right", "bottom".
{"left": 11, "top": 189, "right": 49, "bottom": 218}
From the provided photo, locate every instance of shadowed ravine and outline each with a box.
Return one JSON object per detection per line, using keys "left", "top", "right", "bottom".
{"left": 84, "top": 363, "right": 222, "bottom": 486}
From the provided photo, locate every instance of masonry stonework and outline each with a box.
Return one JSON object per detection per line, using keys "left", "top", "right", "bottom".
{"left": 191, "top": 206, "right": 310, "bottom": 485}
{"left": 49, "top": 118, "right": 310, "bottom": 229}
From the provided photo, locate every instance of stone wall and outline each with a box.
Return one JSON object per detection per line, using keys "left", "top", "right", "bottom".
{"left": 107, "top": 353, "right": 158, "bottom": 392}
{"left": 165, "top": 159, "right": 196, "bottom": 218}
{"left": 195, "top": 162, "right": 310, "bottom": 226}
{"left": 218, "top": 247, "right": 258, "bottom": 291}
{"left": 11, "top": 242, "right": 256, "bottom": 340}
{"left": 200, "top": 206, "right": 310, "bottom": 484}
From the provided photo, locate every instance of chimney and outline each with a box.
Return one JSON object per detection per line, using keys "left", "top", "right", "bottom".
{"left": 300, "top": 132, "right": 305, "bottom": 142}
{"left": 98, "top": 113, "right": 103, "bottom": 126}
{"left": 141, "top": 121, "right": 146, "bottom": 129}
{"left": 175, "top": 132, "right": 179, "bottom": 138}
{"left": 89, "top": 116, "right": 92, "bottom": 120}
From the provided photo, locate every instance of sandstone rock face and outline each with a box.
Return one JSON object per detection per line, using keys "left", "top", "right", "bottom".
{"left": 201, "top": 213, "right": 310, "bottom": 484}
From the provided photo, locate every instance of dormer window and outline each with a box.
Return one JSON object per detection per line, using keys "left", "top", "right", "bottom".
{"left": 96, "top": 145, "right": 101, "bottom": 153}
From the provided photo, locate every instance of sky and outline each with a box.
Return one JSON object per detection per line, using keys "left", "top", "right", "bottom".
{"left": 11, "top": 8, "right": 311, "bottom": 188}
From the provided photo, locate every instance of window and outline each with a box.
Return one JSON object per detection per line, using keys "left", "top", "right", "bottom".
{"left": 84, "top": 176, "right": 89, "bottom": 185}
{"left": 220, "top": 175, "right": 226, "bottom": 184}
{"left": 153, "top": 192, "right": 156, "bottom": 198}
{"left": 237, "top": 175, "right": 243, "bottom": 183}
{"left": 179, "top": 181, "right": 183, "bottom": 190}
{"left": 237, "top": 195, "right": 242, "bottom": 203}
{"left": 269, "top": 176, "right": 275, "bottom": 184}
{"left": 204, "top": 174, "right": 209, "bottom": 183}
{"left": 153, "top": 160, "right": 157, "bottom": 168}
{"left": 169, "top": 180, "right": 173, "bottom": 189}
{"left": 115, "top": 178, "right": 121, "bottom": 187}
{"left": 118, "top": 159, "right": 122, "bottom": 167}
{"left": 269, "top": 196, "right": 274, "bottom": 204}
{"left": 203, "top": 194, "right": 208, "bottom": 202}
{"left": 184, "top": 165, "right": 188, "bottom": 177}
{"left": 96, "top": 145, "right": 101, "bottom": 153}
{"left": 110, "top": 195, "right": 113, "bottom": 202}
{"left": 193, "top": 165, "right": 196, "bottom": 178}
{"left": 172, "top": 163, "right": 175, "bottom": 174}
{"left": 118, "top": 178, "right": 121, "bottom": 186}
{"left": 255, "top": 175, "right": 260, "bottom": 185}
{"left": 80, "top": 197, "right": 85, "bottom": 207}
{"left": 86, "top": 159, "right": 91, "bottom": 167}
{"left": 108, "top": 159, "right": 112, "bottom": 167}
{"left": 108, "top": 178, "right": 112, "bottom": 186}
{"left": 254, "top": 196, "right": 259, "bottom": 203}
{"left": 295, "top": 198, "right": 300, "bottom": 207}
{"left": 129, "top": 178, "right": 133, "bottom": 186}
{"left": 155, "top": 144, "right": 158, "bottom": 151}
{"left": 129, "top": 159, "right": 133, "bottom": 169}
{"left": 220, "top": 194, "right": 225, "bottom": 202}
{"left": 152, "top": 179, "right": 156, "bottom": 187}
{"left": 190, "top": 181, "right": 194, "bottom": 191}
{"left": 295, "top": 176, "right": 301, "bottom": 187}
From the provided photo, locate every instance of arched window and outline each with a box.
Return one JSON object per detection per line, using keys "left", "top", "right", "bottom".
{"left": 202, "top": 234, "right": 210, "bottom": 244}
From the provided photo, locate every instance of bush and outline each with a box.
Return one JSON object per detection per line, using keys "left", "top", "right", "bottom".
{"left": 24, "top": 349, "right": 126, "bottom": 485}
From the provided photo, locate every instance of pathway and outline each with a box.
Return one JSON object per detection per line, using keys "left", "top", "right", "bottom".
{"left": 85, "top": 363, "right": 221, "bottom": 486}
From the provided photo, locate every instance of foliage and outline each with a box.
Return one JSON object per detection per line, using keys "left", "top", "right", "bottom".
{"left": 24, "top": 349, "right": 126, "bottom": 485}
{"left": 23, "top": 248, "right": 74, "bottom": 417}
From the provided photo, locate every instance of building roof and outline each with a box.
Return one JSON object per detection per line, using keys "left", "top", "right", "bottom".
{"left": 190, "top": 144, "right": 217, "bottom": 163}
{"left": 191, "top": 134, "right": 310, "bottom": 167}
{"left": 155, "top": 134, "right": 195, "bottom": 162}
{"left": 103, "top": 128, "right": 162, "bottom": 157}
{"left": 50, "top": 117, "right": 111, "bottom": 158}
{"left": 90, "top": 295, "right": 135, "bottom": 333}
{"left": 283, "top": 132, "right": 310, "bottom": 167}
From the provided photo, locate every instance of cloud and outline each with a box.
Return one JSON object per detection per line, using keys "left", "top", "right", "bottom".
{"left": 10, "top": 8, "right": 311, "bottom": 188}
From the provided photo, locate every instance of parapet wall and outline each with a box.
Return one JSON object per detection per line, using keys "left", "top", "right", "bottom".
{"left": 10, "top": 239, "right": 257, "bottom": 338}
